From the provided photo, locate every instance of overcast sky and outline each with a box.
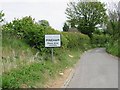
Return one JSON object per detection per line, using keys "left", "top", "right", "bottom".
{"left": 1, "top": 0, "right": 119, "bottom": 31}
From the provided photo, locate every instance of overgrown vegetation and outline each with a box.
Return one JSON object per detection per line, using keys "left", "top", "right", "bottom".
{"left": 105, "top": 2, "right": 120, "bottom": 57}
{"left": 64, "top": 1, "right": 119, "bottom": 57}
{"left": 2, "top": 15, "right": 91, "bottom": 88}
{"left": 1, "top": 1, "right": 120, "bottom": 89}
{"left": 65, "top": 1, "right": 108, "bottom": 37}
{"left": 91, "top": 34, "right": 109, "bottom": 47}
{"left": 0, "top": 11, "right": 4, "bottom": 22}
{"left": 2, "top": 49, "right": 82, "bottom": 88}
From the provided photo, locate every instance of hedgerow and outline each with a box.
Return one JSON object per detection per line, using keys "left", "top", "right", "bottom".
{"left": 62, "top": 32, "right": 90, "bottom": 50}
{"left": 91, "top": 34, "right": 110, "bottom": 47}
{"left": 2, "top": 16, "right": 92, "bottom": 88}
{"left": 2, "top": 16, "right": 45, "bottom": 52}
{"left": 2, "top": 16, "right": 91, "bottom": 53}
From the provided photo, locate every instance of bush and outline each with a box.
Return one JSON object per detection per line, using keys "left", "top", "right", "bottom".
{"left": 2, "top": 16, "right": 93, "bottom": 88}
{"left": 62, "top": 32, "right": 91, "bottom": 50}
{"left": 106, "top": 39, "right": 120, "bottom": 57}
{"left": 91, "top": 34, "right": 109, "bottom": 47}
{"left": 2, "top": 16, "right": 45, "bottom": 52}
{"left": 2, "top": 16, "right": 91, "bottom": 53}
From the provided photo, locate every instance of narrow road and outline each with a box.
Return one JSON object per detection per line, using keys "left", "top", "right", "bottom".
{"left": 66, "top": 48, "right": 118, "bottom": 88}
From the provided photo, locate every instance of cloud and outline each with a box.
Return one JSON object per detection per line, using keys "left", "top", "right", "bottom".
{"left": 0, "top": 0, "right": 70, "bottom": 3}
{"left": 1, "top": 1, "right": 68, "bottom": 31}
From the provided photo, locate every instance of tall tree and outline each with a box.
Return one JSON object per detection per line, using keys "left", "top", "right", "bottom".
{"left": 106, "top": 1, "right": 120, "bottom": 39}
{"left": 65, "top": 1, "right": 108, "bottom": 37}
{"left": 63, "top": 22, "right": 69, "bottom": 32}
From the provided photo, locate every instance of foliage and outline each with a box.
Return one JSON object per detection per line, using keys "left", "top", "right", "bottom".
{"left": 106, "top": 2, "right": 119, "bottom": 39}
{"left": 0, "top": 11, "right": 4, "bottom": 22}
{"left": 2, "top": 29, "right": 40, "bottom": 72}
{"left": 106, "top": 40, "right": 119, "bottom": 57}
{"left": 2, "top": 49, "right": 81, "bottom": 88}
{"left": 63, "top": 22, "right": 69, "bottom": 32}
{"left": 65, "top": 1, "right": 108, "bottom": 37}
{"left": 91, "top": 34, "right": 109, "bottom": 47}
{"left": 105, "top": 1, "right": 120, "bottom": 57}
{"left": 2, "top": 15, "right": 92, "bottom": 88}
{"left": 38, "top": 20, "right": 50, "bottom": 27}
{"left": 62, "top": 32, "right": 91, "bottom": 50}
{"left": 106, "top": 9, "right": 119, "bottom": 38}
{"left": 2, "top": 16, "right": 45, "bottom": 52}
{"left": 93, "top": 29, "right": 103, "bottom": 35}
{"left": 2, "top": 15, "right": 92, "bottom": 52}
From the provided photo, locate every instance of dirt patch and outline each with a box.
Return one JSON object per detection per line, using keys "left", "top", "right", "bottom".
{"left": 45, "top": 68, "right": 73, "bottom": 88}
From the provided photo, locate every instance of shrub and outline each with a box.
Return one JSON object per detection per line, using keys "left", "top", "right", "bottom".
{"left": 2, "top": 16, "right": 93, "bottom": 88}
{"left": 2, "top": 16, "right": 91, "bottom": 55}
{"left": 62, "top": 32, "right": 90, "bottom": 50}
{"left": 91, "top": 34, "right": 109, "bottom": 47}
{"left": 106, "top": 39, "right": 120, "bottom": 57}
{"left": 2, "top": 16, "right": 45, "bottom": 52}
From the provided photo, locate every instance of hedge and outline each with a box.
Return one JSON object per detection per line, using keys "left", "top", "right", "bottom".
{"left": 2, "top": 16, "right": 91, "bottom": 54}
{"left": 62, "top": 32, "right": 90, "bottom": 50}
{"left": 91, "top": 34, "right": 110, "bottom": 47}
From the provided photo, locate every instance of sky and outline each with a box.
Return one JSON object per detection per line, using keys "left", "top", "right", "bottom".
{"left": 1, "top": 0, "right": 119, "bottom": 31}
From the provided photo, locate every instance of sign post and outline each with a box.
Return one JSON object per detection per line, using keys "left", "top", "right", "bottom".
{"left": 45, "top": 34, "right": 61, "bottom": 62}
{"left": 51, "top": 48, "right": 53, "bottom": 62}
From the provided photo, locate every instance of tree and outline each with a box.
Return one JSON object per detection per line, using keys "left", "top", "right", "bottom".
{"left": 65, "top": 1, "right": 108, "bottom": 37}
{"left": 63, "top": 22, "right": 69, "bottom": 31}
{"left": 38, "top": 20, "right": 50, "bottom": 27}
{"left": 0, "top": 11, "right": 4, "bottom": 22}
{"left": 106, "top": 1, "right": 120, "bottom": 39}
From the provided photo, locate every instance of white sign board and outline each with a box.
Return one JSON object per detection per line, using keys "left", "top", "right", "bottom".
{"left": 45, "top": 34, "right": 61, "bottom": 47}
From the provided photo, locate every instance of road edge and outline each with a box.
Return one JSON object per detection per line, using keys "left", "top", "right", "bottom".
{"left": 61, "top": 68, "right": 75, "bottom": 88}
{"left": 61, "top": 49, "right": 92, "bottom": 88}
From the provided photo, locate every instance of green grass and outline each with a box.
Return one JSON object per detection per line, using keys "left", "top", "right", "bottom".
{"left": 2, "top": 30, "right": 89, "bottom": 88}
{"left": 0, "top": 27, "right": 2, "bottom": 89}
{"left": 2, "top": 31, "right": 40, "bottom": 72}
{"left": 3, "top": 62, "right": 45, "bottom": 88}
{"left": 2, "top": 49, "right": 81, "bottom": 88}
{"left": 106, "top": 41, "right": 119, "bottom": 57}
{"left": 2, "top": 34, "right": 87, "bottom": 88}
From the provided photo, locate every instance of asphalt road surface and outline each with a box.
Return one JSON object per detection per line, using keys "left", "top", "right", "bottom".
{"left": 66, "top": 48, "right": 118, "bottom": 88}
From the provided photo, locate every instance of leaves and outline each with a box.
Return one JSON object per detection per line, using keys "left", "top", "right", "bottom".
{"left": 2, "top": 16, "right": 45, "bottom": 52}
{"left": 0, "top": 11, "right": 4, "bottom": 22}
{"left": 63, "top": 22, "right": 69, "bottom": 31}
{"left": 65, "top": 1, "right": 108, "bottom": 37}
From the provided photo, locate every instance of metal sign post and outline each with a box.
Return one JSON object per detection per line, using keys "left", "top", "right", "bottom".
{"left": 51, "top": 48, "right": 53, "bottom": 62}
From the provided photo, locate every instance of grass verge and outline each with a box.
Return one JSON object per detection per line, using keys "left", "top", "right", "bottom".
{"left": 106, "top": 41, "right": 120, "bottom": 57}
{"left": 2, "top": 48, "right": 82, "bottom": 88}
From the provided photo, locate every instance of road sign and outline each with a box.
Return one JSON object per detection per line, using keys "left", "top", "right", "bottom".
{"left": 45, "top": 34, "right": 61, "bottom": 48}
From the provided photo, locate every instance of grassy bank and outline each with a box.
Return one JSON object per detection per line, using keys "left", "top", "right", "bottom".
{"left": 2, "top": 31, "right": 89, "bottom": 88}
{"left": 2, "top": 49, "right": 82, "bottom": 88}
{"left": 2, "top": 16, "right": 91, "bottom": 88}
{"left": 106, "top": 40, "right": 120, "bottom": 57}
